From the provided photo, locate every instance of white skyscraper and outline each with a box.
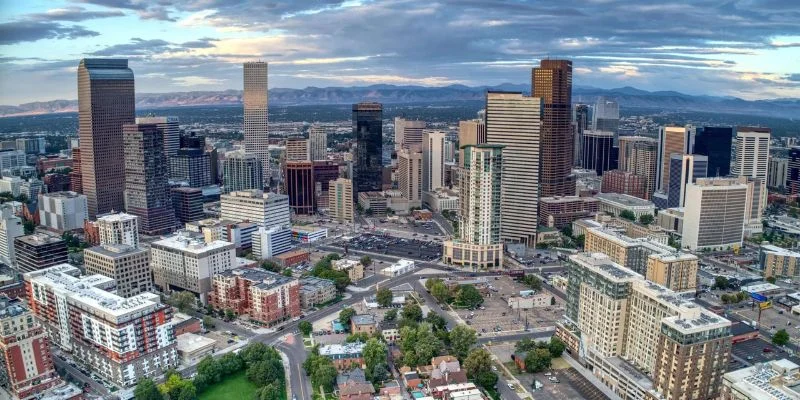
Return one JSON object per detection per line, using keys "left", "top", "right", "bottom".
{"left": 309, "top": 124, "right": 328, "bottom": 161}
{"left": 96, "top": 212, "right": 140, "bottom": 248}
{"left": 485, "top": 92, "right": 541, "bottom": 246}
{"left": 682, "top": 178, "right": 748, "bottom": 251}
{"left": 394, "top": 117, "right": 426, "bottom": 150}
{"left": 422, "top": 129, "right": 445, "bottom": 192}
{"left": 243, "top": 62, "right": 269, "bottom": 186}
{"left": 0, "top": 204, "right": 23, "bottom": 266}
{"left": 732, "top": 127, "right": 770, "bottom": 235}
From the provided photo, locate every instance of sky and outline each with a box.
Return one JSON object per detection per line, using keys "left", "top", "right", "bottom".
{"left": 0, "top": 0, "right": 799, "bottom": 105}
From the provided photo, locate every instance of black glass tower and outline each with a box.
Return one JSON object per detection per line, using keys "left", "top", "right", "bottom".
{"left": 352, "top": 102, "right": 383, "bottom": 200}
{"left": 694, "top": 127, "right": 732, "bottom": 177}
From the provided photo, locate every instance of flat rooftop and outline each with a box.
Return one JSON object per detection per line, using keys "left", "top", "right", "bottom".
{"left": 96, "top": 212, "right": 138, "bottom": 222}
{"left": 595, "top": 192, "right": 655, "bottom": 207}
{"left": 152, "top": 232, "right": 234, "bottom": 254}
{"left": 15, "top": 233, "right": 64, "bottom": 246}
{"left": 219, "top": 267, "right": 297, "bottom": 291}
{"left": 762, "top": 244, "right": 800, "bottom": 258}
{"left": 662, "top": 310, "right": 730, "bottom": 334}
{"left": 570, "top": 252, "right": 642, "bottom": 282}
{"left": 85, "top": 243, "right": 147, "bottom": 258}
{"left": 41, "top": 191, "right": 83, "bottom": 199}
{"left": 320, "top": 342, "right": 365, "bottom": 356}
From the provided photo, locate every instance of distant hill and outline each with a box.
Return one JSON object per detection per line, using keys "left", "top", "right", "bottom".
{"left": 2, "top": 84, "right": 799, "bottom": 119}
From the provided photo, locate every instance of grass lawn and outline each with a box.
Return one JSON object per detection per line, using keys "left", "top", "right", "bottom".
{"left": 198, "top": 371, "right": 258, "bottom": 400}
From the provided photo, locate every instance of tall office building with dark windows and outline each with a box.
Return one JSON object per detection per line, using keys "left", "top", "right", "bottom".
{"left": 694, "top": 127, "right": 732, "bottom": 177}
{"left": 789, "top": 147, "right": 800, "bottom": 196}
{"left": 667, "top": 154, "right": 708, "bottom": 208}
{"left": 77, "top": 59, "right": 135, "bottom": 218}
{"left": 581, "top": 130, "right": 615, "bottom": 176}
{"left": 573, "top": 104, "right": 590, "bottom": 166}
{"left": 284, "top": 161, "right": 315, "bottom": 215}
{"left": 123, "top": 123, "right": 176, "bottom": 235}
{"left": 352, "top": 102, "right": 383, "bottom": 200}
{"left": 532, "top": 60, "right": 574, "bottom": 197}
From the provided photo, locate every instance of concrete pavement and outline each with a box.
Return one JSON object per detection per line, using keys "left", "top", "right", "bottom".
{"left": 52, "top": 352, "right": 110, "bottom": 397}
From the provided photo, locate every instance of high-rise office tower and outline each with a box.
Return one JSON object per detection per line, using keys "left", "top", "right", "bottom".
{"left": 353, "top": 103, "right": 383, "bottom": 200}
{"left": 682, "top": 178, "right": 748, "bottom": 250}
{"left": 96, "top": 212, "right": 139, "bottom": 248}
{"left": 732, "top": 126, "right": 770, "bottom": 231}
{"left": 532, "top": 59, "right": 574, "bottom": 197}
{"left": 135, "top": 116, "right": 180, "bottom": 159}
{"left": 458, "top": 119, "right": 486, "bottom": 167}
{"left": 619, "top": 136, "right": 659, "bottom": 199}
{"left": 422, "top": 130, "right": 445, "bottom": 192}
{"left": 788, "top": 147, "right": 800, "bottom": 196}
{"left": 397, "top": 148, "right": 423, "bottom": 205}
{"left": 285, "top": 137, "right": 310, "bottom": 161}
{"left": 394, "top": 117, "right": 425, "bottom": 150}
{"left": 123, "top": 123, "right": 176, "bottom": 235}
{"left": 768, "top": 156, "right": 788, "bottom": 190}
{"left": 443, "top": 144, "right": 504, "bottom": 268}
{"left": 656, "top": 125, "right": 696, "bottom": 192}
{"left": 170, "top": 149, "right": 212, "bottom": 187}
{"left": 694, "top": 126, "right": 732, "bottom": 177}
{"left": 70, "top": 147, "right": 83, "bottom": 193}
{"left": 243, "top": 61, "right": 269, "bottom": 186}
{"left": 573, "top": 104, "right": 590, "bottom": 166}
{"left": 284, "top": 161, "right": 315, "bottom": 214}
{"left": 0, "top": 204, "right": 23, "bottom": 266}
{"left": 667, "top": 154, "right": 708, "bottom": 208}
{"left": 581, "top": 130, "right": 614, "bottom": 175}
{"left": 485, "top": 91, "right": 541, "bottom": 246}
{"left": 309, "top": 124, "right": 328, "bottom": 161}
{"left": 84, "top": 244, "right": 152, "bottom": 298}
{"left": 78, "top": 59, "right": 135, "bottom": 218}
{"left": 329, "top": 178, "right": 353, "bottom": 223}
{"left": 592, "top": 97, "right": 620, "bottom": 139}
{"left": 223, "top": 151, "right": 263, "bottom": 193}
{"left": 171, "top": 187, "right": 204, "bottom": 224}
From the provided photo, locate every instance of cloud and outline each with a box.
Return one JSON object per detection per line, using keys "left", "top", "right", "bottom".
{"left": 787, "top": 74, "right": 800, "bottom": 82}
{"left": 27, "top": 7, "right": 125, "bottom": 22}
{"left": 287, "top": 73, "right": 466, "bottom": 86}
{"left": 171, "top": 75, "right": 227, "bottom": 86}
{"left": 0, "top": 21, "right": 99, "bottom": 45}
{"left": 90, "top": 38, "right": 172, "bottom": 56}
{"left": 75, "top": 0, "right": 175, "bottom": 21}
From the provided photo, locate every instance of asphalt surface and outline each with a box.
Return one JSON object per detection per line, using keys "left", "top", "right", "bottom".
{"left": 274, "top": 334, "right": 312, "bottom": 400}
{"left": 52, "top": 352, "right": 110, "bottom": 397}
{"left": 496, "top": 374, "right": 524, "bottom": 400}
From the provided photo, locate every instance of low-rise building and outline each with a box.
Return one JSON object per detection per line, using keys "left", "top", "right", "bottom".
{"left": 175, "top": 333, "right": 216, "bottom": 363}
{"left": 252, "top": 225, "right": 292, "bottom": 260}
{"left": 274, "top": 249, "right": 310, "bottom": 267}
{"left": 350, "top": 314, "right": 377, "bottom": 335}
{"left": 358, "top": 192, "right": 388, "bottom": 216}
{"left": 538, "top": 196, "right": 598, "bottom": 228}
{"left": 13, "top": 233, "right": 68, "bottom": 274}
{"left": 208, "top": 267, "right": 301, "bottom": 326}
{"left": 422, "top": 188, "right": 459, "bottom": 212}
{"left": 760, "top": 244, "right": 800, "bottom": 279}
{"left": 507, "top": 293, "right": 551, "bottom": 309}
{"left": 595, "top": 192, "right": 656, "bottom": 219}
{"left": 320, "top": 342, "right": 365, "bottom": 370}
{"left": 333, "top": 258, "right": 365, "bottom": 282}
{"left": 721, "top": 358, "right": 800, "bottom": 399}
{"left": 291, "top": 226, "right": 328, "bottom": 243}
{"left": 380, "top": 259, "right": 415, "bottom": 277}
{"left": 300, "top": 276, "right": 337, "bottom": 308}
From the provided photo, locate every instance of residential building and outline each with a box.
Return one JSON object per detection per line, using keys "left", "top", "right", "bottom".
{"left": 134, "top": 116, "right": 180, "bottom": 162}
{"left": 285, "top": 137, "right": 309, "bottom": 161}
{"left": 458, "top": 119, "right": 486, "bottom": 167}
{"left": 171, "top": 187, "right": 204, "bottom": 224}
{"left": 284, "top": 161, "right": 315, "bottom": 214}
{"left": 84, "top": 244, "right": 152, "bottom": 298}
{"left": 532, "top": 60, "right": 575, "bottom": 197}
{"left": 422, "top": 130, "right": 445, "bottom": 192}
{"left": 394, "top": 118, "right": 426, "bottom": 151}
{"left": 169, "top": 148, "right": 212, "bottom": 187}
{"left": 397, "top": 148, "right": 423, "bottom": 206}
{"left": 759, "top": 244, "right": 800, "bottom": 279}
{"left": 538, "top": 196, "right": 598, "bottom": 228}
{"left": 78, "top": 59, "right": 134, "bottom": 218}
{"left": 768, "top": 156, "right": 788, "bottom": 190}
{"left": 252, "top": 226, "right": 292, "bottom": 260}
{"left": 223, "top": 151, "right": 263, "bottom": 193}
{"left": 13, "top": 234, "right": 68, "bottom": 274}
{"left": 645, "top": 252, "right": 699, "bottom": 293}
{"left": 208, "top": 267, "right": 300, "bottom": 326}
{"left": 584, "top": 227, "right": 677, "bottom": 275}
{"left": 333, "top": 258, "right": 364, "bottom": 282}
{"left": 485, "top": 92, "right": 542, "bottom": 246}
{"left": 329, "top": 178, "right": 354, "bottom": 223}
{"left": 595, "top": 192, "right": 655, "bottom": 218}
{"left": 24, "top": 264, "right": 178, "bottom": 387}
{"left": 243, "top": 61, "right": 270, "bottom": 185}
{"left": 0, "top": 295, "right": 62, "bottom": 400}
{"left": 682, "top": 178, "right": 748, "bottom": 251}
{"left": 694, "top": 127, "right": 733, "bottom": 177}
{"left": 151, "top": 233, "right": 237, "bottom": 304}
{"left": 184, "top": 218, "right": 226, "bottom": 243}
{"left": 721, "top": 359, "right": 800, "bottom": 400}
{"left": 0, "top": 204, "right": 23, "bottom": 266}
{"left": 581, "top": 130, "right": 615, "bottom": 175}
{"left": 350, "top": 314, "right": 377, "bottom": 335}
{"left": 96, "top": 212, "right": 139, "bottom": 248}
{"left": 299, "top": 277, "right": 336, "bottom": 308}
{"left": 309, "top": 124, "right": 328, "bottom": 161}
{"left": 656, "top": 125, "right": 696, "bottom": 193}
{"left": 37, "top": 191, "right": 88, "bottom": 233}
{"left": 602, "top": 170, "right": 646, "bottom": 199}
{"left": 220, "top": 190, "right": 290, "bottom": 228}
{"left": 422, "top": 188, "right": 459, "bottom": 213}
{"left": 443, "top": 145, "right": 504, "bottom": 269}
{"left": 123, "top": 122, "right": 176, "bottom": 235}
{"left": 353, "top": 103, "right": 383, "bottom": 199}
{"left": 320, "top": 342, "right": 365, "bottom": 370}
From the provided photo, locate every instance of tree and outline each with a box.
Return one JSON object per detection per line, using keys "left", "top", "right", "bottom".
{"left": 299, "top": 321, "right": 313, "bottom": 336}
{"left": 575, "top": 234, "right": 585, "bottom": 248}
{"left": 346, "top": 332, "right": 371, "bottom": 343}
{"left": 449, "top": 325, "right": 477, "bottom": 361}
{"left": 464, "top": 348, "right": 492, "bottom": 378}
{"left": 521, "top": 275, "right": 542, "bottom": 291}
{"left": 767, "top": 276, "right": 777, "bottom": 284}
{"left": 431, "top": 281, "right": 451, "bottom": 304}
{"left": 159, "top": 374, "right": 196, "bottom": 400}
{"left": 638, "top": 213, "right": 654, "bottom": 225}
{"left": 523, "top": 348, "right": 552, "bottom": 373}
{"left": 384, "top": 309, "right": 397, "bottom": 321}
{"left": 224, "top": 308, "right": 236, "bottom": 321}
{"left": 247, "top": 358, "right": 284, "bottom": 387}
{"left": 360, "top": 256, "right": 372, "bottom": 268}
{"left": 456, "top": 285, "right": 483, "bottom": 308}
{"left": 548, "top": 337, "right": 566, "bottom": 358}
{"left": 619, "top": 210, "right": 636, "bottom": 221}
{"left": 713, "top": 276, "right": 729, "bottom": 290}
{"left": 256, "top": 384, "right": 283, "bottom": 400}
{"left": 282, "top": 268, "right": 293, "bottom": 277}
{"left": 219, "top": 352, "right": 244, "bottom": 375}
{"left": 262, "top": 260, "right": 281, "bottom": 273}
{"left": 401, "top": 303, "right": 423, "bottom": 323}
{"left": 309, "top": 358, "right": 337, "bottom": 392}
{"left": 371, "top": 362, "right": 390, "bottom": 383}
{"left": 202, "top": 316, "right": 215, "bottom": 329}
{"left": 426, "top": 313, "right": 447, "bottom": 333}
{"left": 399, "top": 323, "right": 442, "bottom": 367}
{"left": 773, "top": 329, "right": 790, "bottom": 346}
{"left": 170, "top": 291, "right": 196, "bottom": 312}
{"left": 22, "top": 219, "right": 35, "bottom": 234}
{"left": 192, "top": 373, "right": 211, "bottom": 393}
{"left": 376, "top": 288, "right": 393, "bottom": 308}
{"left": 239, "top": 342, "right": 270, "bottom": 364}
{"left": 339, "top": 307, "right": 356, "bottom": 328}
{"left": 425, "top": 277, "right": 443, "bottom": 291}
{"left": 197, "top": 356, "right": 223, "bottom": 383}
{"left": 134, "top": 378, "right": 163, "bottom": 400}
{"left": 363, "top": 338, "right": 388, "bottom": 382}
{"left": 475, "top": 371, "right": 498, "bottom": 389}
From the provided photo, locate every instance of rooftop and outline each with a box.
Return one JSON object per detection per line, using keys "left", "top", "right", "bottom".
{"left": 605, "top": 356, "right": 654, "bottom": 390}
{"left": 742, "top": 283, "right": 782, "bottom": 293}
{"left": 320, "top": 342, "right": 365, "bottom": 356}
{"left": 15, "top": 233, "right": 64, "bottom": 246}
{"left": 662, "top": 310, "right": 730, "bottom": 334}
{"left": 761, "top": 244, "right": 800, "bottom": 258}
{"left": 0, "top": 295, "right": 27, "bottom": 319}
{"left": 595, "top": 192, "right": 655, "bottom": 208}
{"left": 85, "top": 244, "right": 147, "bottom": 258}
{"left": 300, "top": 276, "right": 335, "bottom": 292}
{"left": 176, "top": 332, "right": 216, "bottom": 353}
{"left": 351, "top": 314, "right": 376, "bottom": 326}
{"left": 153, "top": 232, "right": 234, "bottom": 254}
{"left": 723, "top": 359, "right": 800, "bottom": 400}
{"left": 540, "top": 195, "right": 598, "bottom": 204}
{"left": 570, "top": 252, "right": 642, "bottom": 282}
{"left": 40, "top": 191, "right": 84, "bottom": 199}
{"left": 96, "top": 212, "right": 138, "bottom": 223}
{"left": 218, "top": 267, "right": 297, "bottom": 291}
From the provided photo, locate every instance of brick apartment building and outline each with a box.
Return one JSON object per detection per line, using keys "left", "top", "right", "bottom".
{"left": 208, "top": 267, "right": 301, "bottom": 326}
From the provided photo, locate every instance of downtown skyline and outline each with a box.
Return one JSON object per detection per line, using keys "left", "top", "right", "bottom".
{"left": 0, "top": 0, "right": 799, "bottom": 105}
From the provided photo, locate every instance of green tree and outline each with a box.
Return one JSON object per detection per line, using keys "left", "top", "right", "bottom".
{"left": 346, "top": 332, "right": 370, "bottom": 343}
{"left": 425, "top": 277, "right": 442, "bottom": 291}
{"left": 262, "top": 261, "right": 281, "bottom": 273}
{"left": 339, "top": 307, "right": 356, "bottom": 328}
{"left": 256, "top": 384, "right": 283, "bottom": 400}
{"left": 134, "top": 378, "right": 163, "bottom": 400}
{"left": 363, "top": 338, "right": 388, "bottom": 383}
{"left": 515, "top": 339, "right": 539, "bottom": 353}
{"left": 713, "top": 276, "right": 729, "bottom": 290}
{"left": 192, "top": 373, "right": 211, "bottom": 393}
{"left": 431, "top": 281, "right": 451, "bottom": 304}
{"left": 766, "top": 276, "right": 777, "bottom": 284}
{"left": 197, "top": 356, "right": 223, "bottom": 383}
{"left": 22, "top": 219, "right": 35, "bottom": 234}
{"left": 523, "top": 348, "right": 552, "bottom": 373}
{"left": 548, "top": 337, "right": 566, "bottom": 358}
{"left": 425, "top": 313, "right": 447, "bottom": 333}
{"left": 619, "top": 210, "right": 636, "bottom": 221}
{"left": 170, "top": 291, "right": 196, "bottom": 312}
{"left": 224, "top": 308, "right": 236, "bottom": 321}
{"left": 376, "top": 288, "right": 393, "bottom": 307}
{"left": 475, "top": 371, "right": 498, "bottom": 389}
{"left": 159, "top": 374, "right": 196, "bottom": 400}
{"left": 371, "top": 362, "right": 390, "bottom": 383}
{"left": 401, "top": 303, "right": 423, "bottom": 323}
{"left": 239, "top": 342, "right": 270, "bottom": 364}
{"left": 384, "top": 309, "right": 397, "bottom": 321}
{"left": 575, "top": 234, "right": 585, "bottom": 248}
{"left": 638, "top": 213, "right": 654, "bottom": 225}
{"left": 309, "top": 358, "right": 337, "bottom": 392}
{"left": 298, "top": 321, "right": 313, "bottom": 336}
{"left": 247, "top": 358, "right": 284, "bottom": 387}
{"left": 521, "top": 275, "right": 542, "bottom": 291}
{"left": 219, "top": 352, "right": 243, "bottom": 375}
{"left": 464, "top": 348, "right": 492, "bottom": 378}
{"left": 201, "top": 316, "right": 215, "bottom": 329}
{"left": 456, "top": 285, "right": 483, "bottom": 308}
{"left": 282, "top": 268, "right": 293, "bottom": 277}
{"left": 773, "top": 329, "right": 790, "bottom": 346}
{"left": 449, "top": 325, "right": 477, "bottom": 361}
{"left": 399, "top": 323, "right": 442, "bottom": 367}
{"left": 360, "top": 256, "right": 372, "bottom": 268}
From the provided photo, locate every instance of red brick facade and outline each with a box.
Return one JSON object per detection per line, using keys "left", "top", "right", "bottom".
{"left": 208, "top": 268, "right": 301, "bottom": 327}
{"left": 601, "top": 169, "right": 647, "bottom": 200}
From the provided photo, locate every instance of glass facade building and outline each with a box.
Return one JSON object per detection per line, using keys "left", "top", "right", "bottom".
{"left": 352, "top": 102, "right": 383, "bottom": 200}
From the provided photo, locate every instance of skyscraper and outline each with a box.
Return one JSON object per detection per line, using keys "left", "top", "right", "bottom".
{"left": 732, "top": 126, "right": 770, "bottom": 179}
{"left": 573, "top": 104, "right": 590, "bottom": 166}
{"left": 532, "top": 59, "right": 574, "bottom": 197}
{"left": 789, "top": 147, "right": 800, "bottom": 196}
{"left": 485, "top": 91, "right": 541, "bottom": 246}
{"left": 656, "top": 125, "right": 695, "bottom": 192}
{"left": 768, "top": 156, "right": 788, "bottom": 190}
{"left": 222, "top": 151, "right": 263, "bottom": 193}
{"left": 135, "top": 116, "right": 180, "bottom": 160}
{"left": 682, "top": 178, "right": 748, "bottom": 251}
{"left": 397, "top": 148, "right": 422, "bottom": 205}
{"left": 284, "top": 161, "right": 315, "bottom": 215}
{"left": 394, "top": 117, "right": 425, "bottom": 151}
{"left": 243, "top": 62, "right": 269, "bottom": 186}
{"left": 619, "top": 136, "right": 659, "bottom": 199}
{"left": 667, "top": 154, "right": 708, "bottom": 208}
{"left": 309, "top": 124, "right": 328, "bottom": 161}
{"left": 458, "top": 119, "right": 486, "bottom": 167}
{"left": 353, "top": 102, "right": 383, "bottom": 200}
{"left": 581, "top": 130, "right": 614, "bottom": 175}
{"left": 285, "top": 137, "right": 310, "bottom": 161}
{"left": 694, "top": 126, "right": 732, "bottom": 177}
{"left": 123, "top": 123, "right": 176, "bottom": 235}
{"left": 78, "top": 59, "right": 135, "bottom": 217}
{"left": 422, "top": 129, "right": 445, "bottom": 192}
{"left": 592, "top": 97, "right": 620, "bottom": 139}
{"left": 329, "top": 178, "right": 353, "bottom": 224}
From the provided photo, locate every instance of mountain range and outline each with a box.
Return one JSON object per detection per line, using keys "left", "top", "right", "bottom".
{"left": 1, "top": 84, "right": 798, "bottom": 119}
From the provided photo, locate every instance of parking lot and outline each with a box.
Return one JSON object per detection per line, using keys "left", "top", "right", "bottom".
{"left": 369, "top": 218, "right": 446, "bottom": 237}
{"left": 453, "top": 275, "right": 564, "bottom": 335}
{"left": 339, "top": 233, "right": 443, "bottom": 261}
{"left": 731, "top": 337, "right": 800, "bottom": 366}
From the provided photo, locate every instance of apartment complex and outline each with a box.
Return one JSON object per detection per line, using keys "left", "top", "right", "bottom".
{"left": 13, "top": 234, "right": 68, "bottom": 274}
{"left": 584, "top": 227, "right": 690, "bottom": 281}
{"left": 308, "top": 124, "right": 327, "bottom": 161}
{"left": 682, "top": 178, "right": 748, "bottom": 251}
{"left": 457, "top": 119, "right": 486, "bottom": 167}
{"left": 397, "top": 148, "right": 423, "bottom": 205}
{"left": 328, "top": 178, "right": 354, "bottom": 224}
{"left": 209, "top": 268, "right": 300, "bottom": 326}
{"left": 299, "top": 277, "right": 337, "bottom": 309}
{"left": 333, "top": 258, "right": 365, "bottom": 282}
{"left": 220, "top": 190, "right": 290, "bottom": 228}
{"left": 84, "top": 243, "right": 152, "bottom": 298}
{"left": 759, "top": 244, "right": 800, "bottom": 278}
{"left": 24, "top": 264, "right": 178, "bottom": 387}
{"left": 96, "top": 212, "right": 139, "bottom": 248}
{"left": 38, "top": 191, "right": 88, "bottom": 233}
{"left": 243, "top": 61, "right": 270, "bottom": 185}
{"left": 223, "top": 151, "right": 263, "bottom": 193}
{"left": 721, "top": 359, "right": 800, "bottom": 399}
{"left": 645, "top": 252, "right": 699, "bottom": 293}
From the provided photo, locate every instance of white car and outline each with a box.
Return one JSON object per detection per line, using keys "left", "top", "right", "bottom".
{"left": 507, "top": 383, "right": 515, "bottom": 389}
{"left": 491, "top": 365, "right": 498, "bottom": 372}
